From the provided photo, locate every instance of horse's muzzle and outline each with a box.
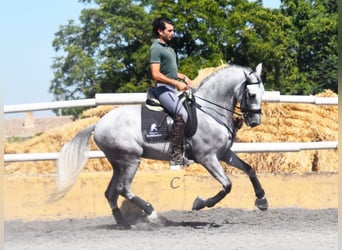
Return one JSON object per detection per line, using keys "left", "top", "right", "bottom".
{"left": 244, "top": 113, "right": 261, "bottom": 128}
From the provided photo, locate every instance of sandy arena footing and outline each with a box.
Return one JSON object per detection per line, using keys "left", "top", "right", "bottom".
{"left": 4, "top": 171, "right": 337, "bottom": 221}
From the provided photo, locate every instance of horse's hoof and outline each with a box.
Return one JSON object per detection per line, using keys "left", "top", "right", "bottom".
{"left": 192, "top": 196, "right": 206, "bottom": 210}
{"left": 255, "top": 197, "right": 268, "bottom": 211}
{"left": 147, "top": 210, "right": 160, "bottom": 224}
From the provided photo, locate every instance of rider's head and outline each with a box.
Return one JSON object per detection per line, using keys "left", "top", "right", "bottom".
{"left": 152, "top": 17, "right": 174, "bottom": 38}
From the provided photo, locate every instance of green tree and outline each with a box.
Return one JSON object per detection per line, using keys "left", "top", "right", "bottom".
{"left": 50, "top": 0, "right": 337, "bottom": 116}
{"left": 50, "top": 0, "right": 153, "bottom": 115}
{"left": 223, "top": 1, "right": 297, "bottom": 93}
{"left": 280, "top": 0, "right": 338, "bottom": 94}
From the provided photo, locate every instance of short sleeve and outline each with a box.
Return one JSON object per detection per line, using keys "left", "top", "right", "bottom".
{"left": 149, "top": 46, "right": 161, "bottom": 64}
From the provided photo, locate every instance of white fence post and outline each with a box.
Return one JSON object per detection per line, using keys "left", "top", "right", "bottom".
{"left": 24, "top": 112, "right": 35, "bottom": 128}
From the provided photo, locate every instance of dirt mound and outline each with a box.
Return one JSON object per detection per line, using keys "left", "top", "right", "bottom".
{"left": 4, "top": 65, "right": 337, "bottom": 175}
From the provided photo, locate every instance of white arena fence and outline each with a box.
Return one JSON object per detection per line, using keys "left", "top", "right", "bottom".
{"left": 4, "top": 92, "right": 338, "bottom": 162}
{"left": 4, "top": 91, "right": 338, "bottom": 113}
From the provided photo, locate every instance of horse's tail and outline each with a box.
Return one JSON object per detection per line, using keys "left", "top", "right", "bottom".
{"left": 48, "top": 124, "right": 96, "bottom": 202}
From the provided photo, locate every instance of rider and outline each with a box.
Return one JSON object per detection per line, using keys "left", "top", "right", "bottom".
{"left": 149, "top": 17, "right": 193, "bottom": 167}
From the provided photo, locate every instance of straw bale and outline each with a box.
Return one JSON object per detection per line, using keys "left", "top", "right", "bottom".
{"left": 81, "top": 105, "right": 116, "bottom": 118}
{"left": 232, "top": 89, "right": 338, "bottom": 174}
{"left": 5, "top": 117, "right": 99, "bottom": 175}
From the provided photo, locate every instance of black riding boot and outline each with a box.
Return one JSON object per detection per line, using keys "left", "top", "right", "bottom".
{"left": 170, "top": 115, "right": 193, "bottom": 167}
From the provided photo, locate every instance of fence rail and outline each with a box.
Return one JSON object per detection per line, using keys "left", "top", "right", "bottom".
{"left": 3, "top": 141, "right": 338, "bottom": 162}
{"left": 4, "top": 92, "right": 338, "bottom": 163}
{"left": 4, "top": 92, "right": 338, "bottom": 113}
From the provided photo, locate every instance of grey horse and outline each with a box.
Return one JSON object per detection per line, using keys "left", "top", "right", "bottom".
{"left": 50, "top": 63, "right": 268, "bottom": 227}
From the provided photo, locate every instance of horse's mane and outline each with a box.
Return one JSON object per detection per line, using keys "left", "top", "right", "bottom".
{"left": 197, "top": 64, "right": 250, "bottom": 89}
{"left": 192, "top": 64, "right": 253, "bottom": 90}
{"left": 192, "top": 64, "right": 229, "bottom": 88}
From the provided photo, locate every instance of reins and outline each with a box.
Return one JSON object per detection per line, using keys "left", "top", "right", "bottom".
{"left": 193, "top": 97, "right": 235, "bottom": 135}
{"left": 192, "top": 78, "right": 254, "bottom": 117}
{"left": 193, "top": 94, "right": 243, "bottom": 117}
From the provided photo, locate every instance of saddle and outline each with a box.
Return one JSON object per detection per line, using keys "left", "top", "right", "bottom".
{"left": 141, "top": 88, "right": 198, "bottom": 143}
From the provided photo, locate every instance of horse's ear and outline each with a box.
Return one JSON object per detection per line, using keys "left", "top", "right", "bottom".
{"left": 255, "top": 63, "right": 262, "bottom": 77}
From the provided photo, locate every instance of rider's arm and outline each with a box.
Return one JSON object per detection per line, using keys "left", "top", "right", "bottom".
{"left": 150, "top": 63, "right": 189, "bottom": 91}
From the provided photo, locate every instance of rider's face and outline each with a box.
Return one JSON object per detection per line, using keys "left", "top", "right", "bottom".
{"left": 158, "top": 23, "right": 174, "bottom": 43}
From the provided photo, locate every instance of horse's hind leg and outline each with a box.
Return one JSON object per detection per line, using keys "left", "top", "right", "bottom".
{"left": 105, "top": 156, "right": 159, "bottom": 227}
{"left": 224, "top": 151, "right": 268, "bottom": 211}
{"left": 105, "top": 169, "right": 131, "bottom": 228}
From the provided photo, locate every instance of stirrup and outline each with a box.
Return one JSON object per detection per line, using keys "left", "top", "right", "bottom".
{"left": 169, "top": 157, "right": 194, "bottom": 170}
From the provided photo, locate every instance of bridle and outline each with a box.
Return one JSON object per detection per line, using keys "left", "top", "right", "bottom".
{"left": 239, "top": 80, "right": 263, "bottom": 118}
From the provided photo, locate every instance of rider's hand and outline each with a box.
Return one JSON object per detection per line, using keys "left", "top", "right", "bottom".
{"left": 176, "top": 81, "right": 190, "bottom": 92}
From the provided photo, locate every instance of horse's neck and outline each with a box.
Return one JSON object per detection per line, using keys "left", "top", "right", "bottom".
{"left": 196, "top": 70, "right": 242, "bottom": 120}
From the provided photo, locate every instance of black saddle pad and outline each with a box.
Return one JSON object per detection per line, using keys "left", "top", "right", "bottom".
{"left": 141, "top": 105, "right": 172, "bottom": 143}
{"left": 141, "top": 90, "right": 198, "bottom": 143}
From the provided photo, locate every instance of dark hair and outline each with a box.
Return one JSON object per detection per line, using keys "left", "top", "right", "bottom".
{"left": 152, "top": 17, "right": 174, "bottom": 37}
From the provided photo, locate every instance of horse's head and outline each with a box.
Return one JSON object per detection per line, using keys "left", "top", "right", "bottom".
{"left": 240, "top": 63, "right": 265, "bottom": 127}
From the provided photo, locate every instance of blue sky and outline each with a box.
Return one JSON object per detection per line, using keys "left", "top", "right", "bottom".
{"left": 2, "top": 0, "right": 280, "bottom": 118}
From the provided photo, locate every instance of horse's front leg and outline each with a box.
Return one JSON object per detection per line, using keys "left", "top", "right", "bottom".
{"left": 223, "top": 151, "right": 268, "bottom": 211}
{"left": 192, "top": 158, "right": 232, "bottom": 210}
